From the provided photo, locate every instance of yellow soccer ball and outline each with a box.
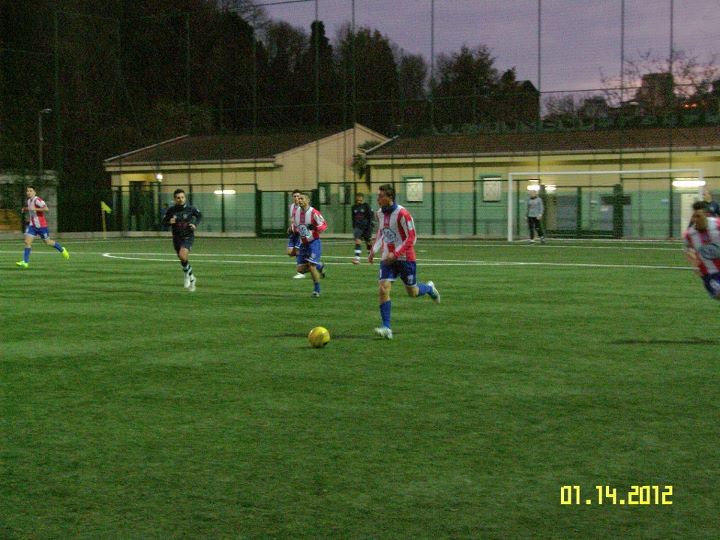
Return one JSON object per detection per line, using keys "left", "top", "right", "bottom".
{"left": 308, "top": 326, "right": 330, "bottom": 348}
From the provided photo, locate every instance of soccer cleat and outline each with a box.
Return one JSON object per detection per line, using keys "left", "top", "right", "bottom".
{"left": 540, "top": 237, "right": 546, "bottom": 244}
{"left": 352, "top": 258, "right": 360, "bottom": 265}
{"left": 188, "top": 277, "right": 196, "bottom": 292}
{"left": 311, "top": 291, "right": 320, "bottom": 298}
{"left": 374, "top": 326, "right": 393, "bottom": 339}
{"left": 16, "top": 261, "right": 29, "bottom": 268}
{"left": 293, "top": 273, "right": 306, "bottom": 279}
{"left": 320, "top": 267, "right": 326, "bottom": 279}
{"left": 427, "top": 281, "right": 441, "bottom": 304}
{"left": 61, "top": 248, "right": 70, "bottom": 260}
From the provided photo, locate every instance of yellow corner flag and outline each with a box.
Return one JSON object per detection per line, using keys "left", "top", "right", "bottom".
{"left": 100, "top": 201, "right": 112, "bottom": 239}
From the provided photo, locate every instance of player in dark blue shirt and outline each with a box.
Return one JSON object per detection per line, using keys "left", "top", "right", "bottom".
{"left": 704, "top": 188, "right": 720, "bottom": 217}
{"left": 351, "top": 192, "right": 374, "bottom": 264}
{"left": 162, "top": 189, "right": 202, "bottom": 291}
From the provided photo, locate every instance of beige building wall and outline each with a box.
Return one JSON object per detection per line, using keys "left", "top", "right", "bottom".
{"left": 369, "top": 148, "right": 720, "bottom": 189}
{"left": 267, "top": 124, "right": 386, "bottom": 191}
{"left": 107, "top": 124, "right": 388, "bottom": 194}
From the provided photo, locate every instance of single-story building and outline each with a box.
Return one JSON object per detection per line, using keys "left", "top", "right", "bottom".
{"left": 365, "top": 126, "right": 720, "bottom": 239}
{"left": 103, "top": 124, "right": 388, "bottom": 234}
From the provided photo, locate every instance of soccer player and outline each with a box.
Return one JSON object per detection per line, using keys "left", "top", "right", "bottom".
{"left": 287, "top": 189, "right": 305, "bottom": 279}
{"left": 684, "top": 200, "right": 720, "bottom": 300}
{"left": 351, "top": 192, "right": 374, "bottom": 264}
{"left": 16, "top": 186, "right": 69, "bottom": 268}
{"left": 368, "top": 184, "right": 439, "bottom": 339}
{"left": 703, "top": 188, "right": 720, "bottom": 217}
{"left": 291, "top": 193, "right": 327, "bottom": 297}
{"left": 162, "top": 188, "right": 202, "bottom": 292}
{"left": 526, "top": 190, "right": 545, "bottom": 243}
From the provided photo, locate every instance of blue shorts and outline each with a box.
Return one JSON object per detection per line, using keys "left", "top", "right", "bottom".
{"left": 173, "top": 235, "right": 194, "bottom": 253}
{"left": 379, "top": 260, "right": 417, "bottom": 286}
{"left": 25, "top": 225, "right": 50, "bottom": 239}
{"left": 353, "top": 225, "right": 372, "bottom": 242}
{"left": 287, "top": 232, "right": 301, "bottom": 250}
{"left": 702, "top": 273, "right": 720, "bottom": 298}
{"left": 297, "top": 239, "right": 322, "bottom": 266}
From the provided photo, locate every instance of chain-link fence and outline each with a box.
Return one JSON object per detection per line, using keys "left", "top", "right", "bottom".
{"left": 2, "top": 1, "right": 718, "bottom": 235}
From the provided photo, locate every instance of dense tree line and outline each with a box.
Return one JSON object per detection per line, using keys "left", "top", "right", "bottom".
{"left": 0, "top": 0, "right": 537, "bottom": 230}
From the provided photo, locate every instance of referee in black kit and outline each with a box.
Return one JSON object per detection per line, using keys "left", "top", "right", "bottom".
{"left": 162, "top": 188, "right": 202, "bottom": 291}
{"left": 351, "top": 192, "right": 374, "bottom": 264}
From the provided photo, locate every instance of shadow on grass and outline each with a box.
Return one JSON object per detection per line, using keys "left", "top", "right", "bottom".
{"left": 273, "top": 333, "right": 366, "bottom": 340}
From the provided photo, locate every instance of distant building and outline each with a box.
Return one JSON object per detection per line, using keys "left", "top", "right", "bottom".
{"left": 365, "top": 126, "right": 720, "bottom": 238}
{"left": 103, "top": 124, "right": 388, "bottom": 234}
{"left": 635, "top": 72, "right": 675, "bottom": 112}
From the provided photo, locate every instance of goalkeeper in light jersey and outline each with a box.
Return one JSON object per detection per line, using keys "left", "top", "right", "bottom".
{"left": 16, "top": 186, "right": 69, "bottom": 268}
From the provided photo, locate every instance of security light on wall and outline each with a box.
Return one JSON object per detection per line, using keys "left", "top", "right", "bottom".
{"left": 672, "top": 179, "right": 705, "bottom": 188}
{"left": 214, "top": 189, "right": 236, "bottom": 195}
{"left": 155, "top": 173, "right": 163, "bottom": 181}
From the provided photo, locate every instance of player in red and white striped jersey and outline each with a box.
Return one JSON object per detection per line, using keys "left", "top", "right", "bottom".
{"left": 286, "top": 189, "right": 306, "bottom": 279}
{"left": 290, "top": 193, "right": 328, "bottom": 297}
{"left": 367, "top": 184, "right": 440, "bottom": 339}
{"left": 16, "top": 186, "right": 69, "bottom": 268}
{"left": 684, "top": 200, "right": 720, "bottom": 299}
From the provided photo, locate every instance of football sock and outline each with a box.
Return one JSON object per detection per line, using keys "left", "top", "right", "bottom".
{"left": 380, "top": 300, "right": 391, "bottom": 328}
{"left": 23, "top": 247, "right": 31, "bottom": 263}
{"left": 416, "top": 283, "right": 432, "bottom": 297}
{"left": 53, "top": 242, "right": 63, "bottom": 252}
{"left": 354, "top": 247, "right": 361, "bottom": 258}
{"left": 316, "top": 263, "right": 324, "bottom": 273}
{"left": 181, "top": 262, "right": 193, "bottom": 276}
{"left": 313, "top": 282, "right": 320, "bottom": 293}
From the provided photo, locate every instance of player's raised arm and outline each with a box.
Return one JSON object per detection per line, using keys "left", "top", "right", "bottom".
{"left": 310, "top": 209, "right": 327, "bottom": 233}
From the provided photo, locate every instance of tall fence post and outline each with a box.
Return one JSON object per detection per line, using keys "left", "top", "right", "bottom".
{"left": 431, "top": 180, "right": 436, "bottom": 236}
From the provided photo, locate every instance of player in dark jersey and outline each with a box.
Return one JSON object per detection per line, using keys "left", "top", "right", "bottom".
{"left": 162, "top": 189, "right": 202, "bottom": 291}
{"left": 351, "top": 192, "right": 374, "bottom": 264}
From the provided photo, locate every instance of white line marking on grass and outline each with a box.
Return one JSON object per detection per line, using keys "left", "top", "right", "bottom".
{"left": 421, "top": 260, "right": 689, "bottom": 270}
{"left": 431, "top": 242, "right": 682, "bottom": 252}
{"left": 100, "top": 252, "right": 691, "bottom": 271}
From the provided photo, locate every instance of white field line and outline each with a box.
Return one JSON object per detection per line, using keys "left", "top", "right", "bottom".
{"left": 98, "top": 252, "right": 691, "bottom": 271}
{"left": 424, "top": 243, "right": 681, "bottom": 252}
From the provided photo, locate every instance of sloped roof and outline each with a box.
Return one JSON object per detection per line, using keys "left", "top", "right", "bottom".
{"left": 367, "top": 126, "right": 720, "bottom": 158}
{"left": 104, "top": 131, "right": 337, "bottom": 165}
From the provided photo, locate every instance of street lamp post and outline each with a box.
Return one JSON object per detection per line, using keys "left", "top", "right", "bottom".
{"left": 38, "top": 108, "right": 52, "bottom": 180}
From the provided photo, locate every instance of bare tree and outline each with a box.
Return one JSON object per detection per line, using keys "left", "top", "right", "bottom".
{"left": 601, "top": 48, "right": 720, "bottom": 107}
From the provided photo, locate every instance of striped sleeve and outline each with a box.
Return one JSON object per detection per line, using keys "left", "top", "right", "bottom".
{"left": 393, "top": 209, "right": 416, "bottom": 257}
{"left": 312, "top": 208, "right": 327, "bottom": 233}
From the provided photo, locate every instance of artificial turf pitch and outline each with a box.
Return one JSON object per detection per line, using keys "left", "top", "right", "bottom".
{"left": 1, "top": 237, "right": 718, "bottom": 538}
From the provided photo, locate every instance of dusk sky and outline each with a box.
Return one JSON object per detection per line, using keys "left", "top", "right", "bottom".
{"left": 261, "top": 0, "right": 719, "bottom": 93}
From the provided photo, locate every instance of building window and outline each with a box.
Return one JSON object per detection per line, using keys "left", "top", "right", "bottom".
{"left": 404, "top": 177, "right": 423, "bottom": 203}
{"left": 338, "top": 183, "right": 353, "bottom": 204}
{"left": 318, "top": 183, "right": 329, "bottom": 205}
{"left": 481, "top": 175, "right": 502, "bottom": 202}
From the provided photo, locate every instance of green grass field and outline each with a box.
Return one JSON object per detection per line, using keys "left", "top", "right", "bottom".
{"left": 2, "top": 237, "right": 719, "bottom": 539}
